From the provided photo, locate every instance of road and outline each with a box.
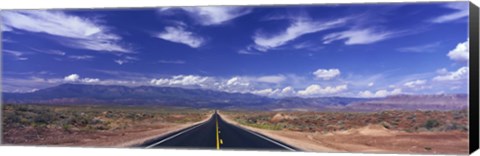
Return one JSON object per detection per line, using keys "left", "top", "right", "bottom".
{"left": 141, "top": 110, "right": 298, "bottom": 151}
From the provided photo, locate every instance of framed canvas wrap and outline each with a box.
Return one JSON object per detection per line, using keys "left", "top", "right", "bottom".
{"left": 1, "top": 1, "right": 479, "bottom": 155}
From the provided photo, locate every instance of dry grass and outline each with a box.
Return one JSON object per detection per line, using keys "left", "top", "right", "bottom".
{"left": 2, "top": 104, "right": 212, "bottom": 146}
{"left": 220, "top": 110, "right": 468, "bottom": 154}
{"left": 222, "top": 109, "right": 468, "bottom": 133}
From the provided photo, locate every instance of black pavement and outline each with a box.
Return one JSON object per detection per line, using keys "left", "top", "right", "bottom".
{"left": 141, "top": 111, "right": 297, "bottom": 151}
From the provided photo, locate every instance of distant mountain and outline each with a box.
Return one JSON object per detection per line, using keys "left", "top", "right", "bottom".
{"left": 264, "top": 97, "right": 373, "bottom": 111}
{"left": 346, "top": 94, "right": 468, "bottom": 111}
{"left": 2, "top": 84, "right": 469, "bottom": 111}
{"left": 3, "top": 84, "right": 273, "bottom": 109}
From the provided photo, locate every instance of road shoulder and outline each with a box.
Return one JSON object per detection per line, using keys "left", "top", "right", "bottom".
{"left": 123, "top": 113, "right": 213, "bottom": 147}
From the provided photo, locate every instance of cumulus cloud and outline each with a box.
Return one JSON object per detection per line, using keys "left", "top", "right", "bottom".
{"left": 297, "top": 84, "right": 348, "bottom": 96}
{"left": 253, "top": 18, "right": 347, "bottom": 51}
{"left": 81, "top": 78, "right": 100, "bottom": 83}
{"left": 433, "top": 66, "right": 468, "bottom": 81}
{"left": 252, "top": 86, "right": 297, "bottom": 97}
{"left": 313, "top": 68, "right": 341, "bottom": 80}
{"left": 148, "top": 74, "right": 294, "bottom": 96}
{"left": 63, "top": 74, "right": 100, "bottom": 83}
{"left": 323, "top": 28, "right": 396, "bottom": 45}
{"left": 64, "top": 74, "right": 80, "bottom": 82}
{"left": 447, "top": 40, "right": 469, "bottom": 62}
{"left": 225, "top": 77, "right": 250, "bottom": 87}
{"left": 217, "top": 76, "right": 252, "bottom": 93}
{"left": 281, "top": 86, "right": 296, "bottom": 97}
{"left": 150, "top": 75, "right": 212, "bottom": 87}
{"left": 1, "top": 10, "right": 130, "bottom": 53}
{"left": 430, "top": 3, "right": 469, "bottom": 23}
{"left": 156, "top": 26, "right": 205, "bottom": 48}
{"left": 358, "top": 88, "right": 402, "bottom": 98}
{"left": 161, "top": 7, "right": 251, "bottom": 26}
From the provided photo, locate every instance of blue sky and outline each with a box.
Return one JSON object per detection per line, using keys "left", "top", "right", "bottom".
{"left": 1, "top": 2, "right": 470, "bottom": 98}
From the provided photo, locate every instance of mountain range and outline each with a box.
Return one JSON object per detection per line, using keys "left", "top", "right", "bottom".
{"left": 2, "top": 84, "right": 469, "bottom": 111}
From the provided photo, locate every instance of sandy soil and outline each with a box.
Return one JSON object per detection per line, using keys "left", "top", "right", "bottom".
{"left": 3, "top": 114, "right": 212, "bottom": 148}
{"left": 218, "top": 111, "right": 469, "bottom": 155}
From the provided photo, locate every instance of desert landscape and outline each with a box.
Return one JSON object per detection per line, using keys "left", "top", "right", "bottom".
{"left": 2, "top": 104, "right": 212, "bottom": 147}
{"left": 0, "top": 83, "right": 471, "bottom": 154}
{"left": 220, "top": 109, "right": 469, "bottom": 154}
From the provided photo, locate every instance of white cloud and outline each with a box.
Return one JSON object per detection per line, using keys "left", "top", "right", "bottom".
{"left": 63, "top": 74, "right": 100, "bottom": 83}
{"left": 73, "top": 40, "right": 130, "bottom": 53}
{"left": 323, "top": 28, "right": 396, "bottom": 45}
{"left": 1, "top": 24, "right": 12, "bottom": 32}
{"left": 157, "top": 26, "right": 205, "bottom": 48}
{"left": 3, "top": 49, "right": 29, "bottom": 60}
{"left": 404, "top": 79, "right": 427, "bottom": 88}
{"left": 218, "top": 76, "right": 252, "bottom": 93}
{"left": 281, "top": 86, "right": 296, "bottom": 96}
{"left": 256, "top": 75, "right": 286, "bottom": 83}
{"left": 447, "top": 40, "right": 469, "bottom": 62}
{"left": 297, "top": 84, "right": 348, "bottom": 96}
{"left": 313, "top": 68, "right": 341, "bottom": 80}
{"left": 368, "top": 82, "right": 375, "bottom": 87}
{"left": 161, "top": 7, "right": 251, "bottom": 26}
{"left": 253, "top": 18, "right": 347, "bottom": 51}
{"left": 252, "top": 88, "right": 281, "bottom": 96}
{"left": 433, "top": 66, "right": 468, "bottom": 81}
{"left": 81, "top": 78, "right": 100, "bottom": 83}
{"left": 358, "top": 88, "right": 402, "bottom": 98}
{"left": 64, "top": 74, "right": 80, "bottom": 82}
{"left": 252, "top": 86, "right": 297, "bottom": 97}
{"left": 1, "top": 10, "right": 130, "bottom": 53}
{"left": 150, "top": 75, "right": 212, "bottom": 87}
{"left": 225, "top": 77, "right": 250, "bottom": 87}
{"left": 430, "top": 3, "right": 469, "bottom": 23}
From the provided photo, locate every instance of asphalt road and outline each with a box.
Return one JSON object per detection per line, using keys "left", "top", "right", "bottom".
{"left": 141, "top": 111, "right": 297, "bottom": 151}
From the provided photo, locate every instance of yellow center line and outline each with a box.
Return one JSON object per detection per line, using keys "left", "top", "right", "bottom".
{"left": 216, "top": 116, "right": 220, "bottom": 150}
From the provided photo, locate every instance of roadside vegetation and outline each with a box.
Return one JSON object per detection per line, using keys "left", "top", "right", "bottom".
{"left": 223, "top": 109, "right": 468, "bottom": 133}
{"left": 2, "top": 104, "right": 211, "bottom": 145}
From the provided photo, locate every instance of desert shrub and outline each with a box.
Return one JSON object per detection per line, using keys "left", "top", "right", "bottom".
{"left": 16, "top": 105, "right": 32, "bottom": 112}
{"left": 381, "top": 121, "right": 392, "bottom": 129}
{"left": 33, "top": 113, "right": 54, "bottom": 125}
{"left": 4, "top": 112, "right": 21, "bottom": 124}
{"left": 62, "top": 124, "right": 72, "bottom": 132}
{"left": 424, "top": 119, "right": 440, "bottom": 130}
